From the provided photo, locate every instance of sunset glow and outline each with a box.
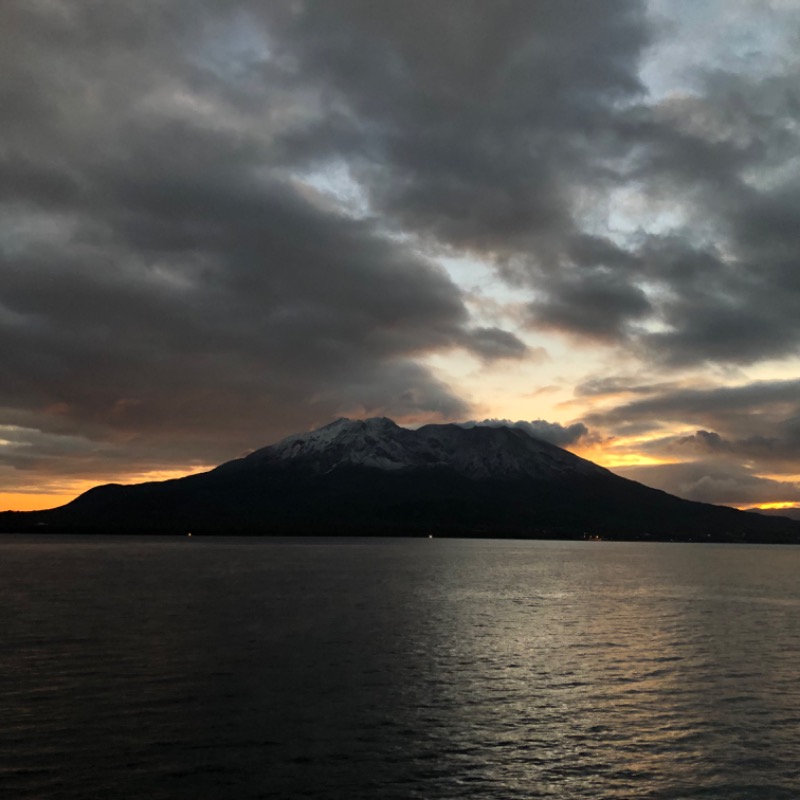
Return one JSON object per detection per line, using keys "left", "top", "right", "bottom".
{"left": 1, "top": 467, "right": 213, "bottom": 512}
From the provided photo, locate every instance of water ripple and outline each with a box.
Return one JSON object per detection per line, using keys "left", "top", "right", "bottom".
{"left": 2, "top": 536, "right": 800, "bottom": 799}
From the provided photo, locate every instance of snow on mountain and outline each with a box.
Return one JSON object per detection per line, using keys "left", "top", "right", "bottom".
{"left": 458, "top": 418, "right": 589, "bottom": 447}
{"left": 242, "top": 417, "right": 608, "bottom": 480}
{"left": 258, "top": 417, "right": 416, "bottom": 472}
{"left": 413, "top": 422, "right": 603, "bottom": 479}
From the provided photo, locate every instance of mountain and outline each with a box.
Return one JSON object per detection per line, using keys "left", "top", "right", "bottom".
{"left": 237, "top": 416, "right": 604, "bottom": 480}
{"left": 747, "top": 507, "right": 800, "bottom": 522}
{"left": 3, "top": 417, "right": 799, "bottom": 542}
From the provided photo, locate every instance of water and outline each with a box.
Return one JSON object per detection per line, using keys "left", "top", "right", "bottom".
{"left": 2, "top": 536, "right": 800, "bottom": 799}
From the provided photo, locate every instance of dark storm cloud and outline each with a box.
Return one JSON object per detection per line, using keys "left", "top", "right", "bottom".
{"left": 5, "top": 0, "right": 800, "bottom": 496}
{"left": 0, "top": 172, "right": 479, "bottom": 452}
{"left": 528, "top": 267, "right": 652, "bottom": 341}
{"left": 586, "top": 379, "right": 800, "bottom": 428}
{"left": 252, "top": 1, "right": 800, "bottom": 369}
{"left": 3, "top": 0, "right": 567, "bottom": 476}
{"left": 630, "top": 237, "right": 800, "bottom": 367}
{"left": 465, "top": 327, "right": 529, "bottom": 362}
{"left": 619, "top": 68, "right": 800, "bottom": 367}
{"left": 255, "top": 0, "right": 652, "bottom": 260}
{"left": 523, "top": 234, "right": 651, "bottom": 340}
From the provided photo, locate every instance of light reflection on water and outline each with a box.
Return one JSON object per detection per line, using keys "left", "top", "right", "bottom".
{"left": 2, "top": 536, "right": 800, "bottom": 799}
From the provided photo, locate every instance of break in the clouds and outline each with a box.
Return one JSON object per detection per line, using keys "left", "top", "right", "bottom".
{"left": 583, "top": 377, "right": 800, "bottom": 505}
{"left": 2, "top": 0, "right": 800, "bottom": 506}
{"left": 585, "top": 378, "right": 800, "bottom": 458}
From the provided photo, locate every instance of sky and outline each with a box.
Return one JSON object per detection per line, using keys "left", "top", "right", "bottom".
{"left": 3, "top": 0, "right": 800, "bottom": 512}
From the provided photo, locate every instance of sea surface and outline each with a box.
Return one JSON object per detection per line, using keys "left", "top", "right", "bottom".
{"left": 2, "top": 535, "right": 800, "bottom": 799}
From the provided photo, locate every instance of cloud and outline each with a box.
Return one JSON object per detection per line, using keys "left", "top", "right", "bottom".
{"left": 643, "top": 425, "right": 800, "bottom": 472}
{"left": 255, "top": 0, "right": 651, "bottom": 252}
{"left": 464, "top": 327, "right": 529, "bottom": 362}
{"left": 528, "top": 265, "right": 652, "bottom": 341}
{"left": 4, "top": 1, "right": 569, "bottom": 479}
{"left": 277, "top": 0, "right": 800, "bottom": 371}
{"left": 585, "top": 378, "right": 800, "bottom": 435}
{"left": 584, "top": 379, "right": 800, "bottom": 501}
{"left": 322, "top": 1, "right": 800, "bottom": 372}
{"left": 1, "top": 169, "right": 480, "bottom": 436}
{"left": 616, "top": 461, "right": 800, "bottom": 507}
{"left": 4, "top": 0, "right": 800, "bottom": 502}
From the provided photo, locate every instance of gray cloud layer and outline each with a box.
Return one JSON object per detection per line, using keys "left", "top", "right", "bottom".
{"left": 3, "top": 1, "right": 800, "bottom": 501}
{"left": 248, "top": 1, "right": 800, "bottom": 367}
{"left": 584, "top": 377, "right": 800, "bottom": 504}
{"left": 586, "top": 379, "right": 800, "bottom": 457}
{"left": 3, "top": 0, "right": 551, "bottom": 482}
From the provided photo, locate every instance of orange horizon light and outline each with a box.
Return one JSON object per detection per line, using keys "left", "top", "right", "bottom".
{"left": 0, "top": 465, "right": 213, "bottom": 513}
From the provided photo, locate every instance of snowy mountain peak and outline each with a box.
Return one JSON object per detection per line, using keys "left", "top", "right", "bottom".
{"left": 244, "top": 417, "right": 608, "bottom": 480}
{"left": 257, "top": 416, "right": 411, "bottom": 471}
{"left": 321, "top": 417, "right": 399, "bottom": 435}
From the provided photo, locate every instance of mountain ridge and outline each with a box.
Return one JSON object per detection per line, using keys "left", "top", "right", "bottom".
{"left": 233, "top": 417, "right": 607, "bottom": 480}
{"left": 2, "top": 418, "right": 799, "bottom": 543}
